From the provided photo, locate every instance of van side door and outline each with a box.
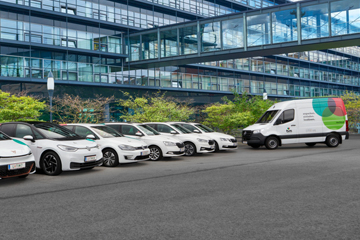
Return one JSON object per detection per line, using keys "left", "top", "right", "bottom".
{"left": 273, "top": 109, "right": 299, "bottom": 144}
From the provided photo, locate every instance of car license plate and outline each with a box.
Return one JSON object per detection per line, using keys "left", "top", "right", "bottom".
{"left": 85, "top": 155, "right": 96, "bottom": 162}
{"left": 8, "top": 162, "right": 25, "bottom": 170}
{"left": 180, "top": 147, "right": 185, "bottom": 151}
{"left": 243, "top": 141, "right": 247, "bottom": 144}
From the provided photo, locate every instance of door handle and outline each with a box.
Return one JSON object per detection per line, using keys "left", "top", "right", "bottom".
{"left": 291, "top": 125, "right": 296, "bottom": 126}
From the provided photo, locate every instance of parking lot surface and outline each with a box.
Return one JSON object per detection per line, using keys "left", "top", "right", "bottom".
{"left": 1, "top": 135, "right": 360, "bottom": 239}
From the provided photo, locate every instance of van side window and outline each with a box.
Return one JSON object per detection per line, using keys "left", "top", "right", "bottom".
{"left": 275, "top": 109, "right": 294, "bottom": 125}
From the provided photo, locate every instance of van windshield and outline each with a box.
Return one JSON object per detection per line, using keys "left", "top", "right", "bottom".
{"left": 256, "top": 110, "right": 279, "bottom": 123}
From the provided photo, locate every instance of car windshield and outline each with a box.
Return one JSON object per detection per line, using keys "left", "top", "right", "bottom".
{"left": 195, "top": 124, "right": 214, "bottom": 132}
{"left": 171, "top": 124, "right": 192, "bottom": 134}
{"left": 256, "top": 110, "right": 279, "bottom": 123}
{"left": 34, "top": 123, "right": 82, "bottom": 140}
{"left": 91, "top": 126, "right": 123, "bottom": 138}
{"left": 137, "top": 125, "right": 160, "bottom": 135}
{"left": 0, "top": 131, "right": 11, "bottom": 140}
{"left": 181, "top": 124, "right": 198, "bottom": 132}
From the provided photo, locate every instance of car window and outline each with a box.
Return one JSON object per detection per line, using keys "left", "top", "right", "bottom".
{"left": 137, "top": 125, "right": 160, "bottom": 135}
{"left": 15, "top": 124, "right": 33, "bottom": 138}
{"left": 91, "top": 126, "right": 123, "bottom": 138}
{"left": 74, "top": 126, "right": 95, "bottom": 138}
{"left": 257, "top": 110, "right": 280, "bottom": 123}
{"left": 157, "top": 124, "right": 175, "bottom": 133}
{"left": 275, "top": 109, "right": 295, "bottom": 125}
{"left": 195, "top": 124, "right": 214, "bottom": 132}
{"left": 0, "top": 131, "right": 11, "bottom": 140}
{"left": 121, "top": 125, "right": 139, "bottom": 136}
{"left": 33, "top": 123, "right": 82, "bottom": 139}
{"left": 171, "top": 124, "right": 191, "bottom": 134}
{"left": 0, "top": 123, "right": 16, "bottom": 136}
{"left": 107, "top": 125, "right": 121, "bottom": 132}
{"left": 146, "top": 124, "right": 157, "bottom": 130}
{"left": 181, "top": 124, "right": 197, "bottom": 132}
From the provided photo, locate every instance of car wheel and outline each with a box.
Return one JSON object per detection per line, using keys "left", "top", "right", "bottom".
{"left": 305, "top": 143, "right": 316, "bottom": 147}
{"left": 184, "top": 142, "right": 196, "bottom": 156}
{"left": 265, "top": 137, "right": 279, "bottom": 150}
{"left": 326, "top": 134, "right": 340, "bottom": 148}
{"left": 249, "top": 144, "right": 260, "bottom": 149}
{"left": 102, "top": 149, "right": 119, "bottom": 167}
{"left": 149, "top": 146, "right": 163, "bottom": 161}
{"left": 41, "top": 151, "right": 62, "bottom": 176}
{"left": 18, "top": 174, "right": 28, "bottom": 178}
{"left": 214, "top": 141, "right": 220, "bottom": 152}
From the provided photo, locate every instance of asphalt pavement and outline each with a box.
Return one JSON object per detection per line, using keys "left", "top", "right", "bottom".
{"left": 1, "top": 135, "right": 360, "bottom": 240}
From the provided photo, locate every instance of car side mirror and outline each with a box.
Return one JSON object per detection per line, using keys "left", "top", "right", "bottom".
{"left": 86, "top": 134, "right": 96, "bottom": 140}
{"left": 23, "top": 135, "right": 35, "bottom": 142}
{"left": 135, "top": 132, "right": 143, "bottom": 136}
{"left": 193, "top": 129, "right": 201, "bottom": 133}
{"left": 170, "top": 130, "right": 177, "bottom": 134}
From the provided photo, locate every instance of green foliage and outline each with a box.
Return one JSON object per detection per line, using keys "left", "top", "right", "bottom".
{"left": 52, "top": 94, "right": 114, "bottom": 123}
{"left": 202, "top": 91, "right": 275, "bottom": 134}
{"left": 340, "top": 91, "right": 360, "bottom": 131}
{"left": 118, "top": 92, "right": 195, "bottom": 122}
{"left": 0, "top": 90, "right": 46, "bottom": 122}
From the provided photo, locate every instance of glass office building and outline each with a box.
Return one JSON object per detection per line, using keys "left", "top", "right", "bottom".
{"left": 0, "top": 0, "right": 359, "bottom": 112}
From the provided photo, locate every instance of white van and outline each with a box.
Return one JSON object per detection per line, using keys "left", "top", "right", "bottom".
{"left": 242, "top": 98, "right": 349, "bottom": 149}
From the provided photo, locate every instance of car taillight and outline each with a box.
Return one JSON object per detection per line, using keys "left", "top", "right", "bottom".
{"left": 346, "top": 120, "right": 349, "bottom": 132}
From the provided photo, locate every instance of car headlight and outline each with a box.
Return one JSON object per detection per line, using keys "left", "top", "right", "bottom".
{"left": 163, "top": 141, "right": 176, "bottom": 146}
{"left": 253, "top": 129, "right": 264, "bottom": 134}
{"left": 220, "top": 138, "right": 228, "bottom": 141}
{"left": 57, "top": 145, "right": 78, "bottom": 152}
{"left": 197, "top": 138, "right": 208, "bottom": 143}
{"left": 118, "top": 144, "right": 136, "bottom": 151}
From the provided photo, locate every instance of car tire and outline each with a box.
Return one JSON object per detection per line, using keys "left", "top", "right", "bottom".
{"left": 18, "top": 174, "right": 28, "bottom": 178}
{"left": 265, "top": 137, "right": 279, "bottom": 150}
{"left": 102, "top": 149, "right": 119, "bottom": 167}
{"left": 184, "top": 142, "right": 196, "bottom": 156}
{"left": 249, "top": 144, "right": 260, "bottom": 149}
{"left": 149, "top": 146, "right": 163, "bottom": 161}
{"left": 305, "top": 143, "right": 316, "bottom": 147}
{"left": 40, "top": 151, "right": 62, "bottom": 176}
{"left": 214, "top": 141, "right": 220, "bottom": 152}
{"left": 326, "top": 134, "right": 340, "bottom": 148}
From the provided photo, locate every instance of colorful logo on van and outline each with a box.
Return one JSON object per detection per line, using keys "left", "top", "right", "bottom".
{"left": 312, "top": 98, "right": 346, "bottom": 130}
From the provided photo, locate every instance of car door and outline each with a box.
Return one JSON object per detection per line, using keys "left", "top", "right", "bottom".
{"left": 273, "top": 109, "right": 299, "bottom": 144}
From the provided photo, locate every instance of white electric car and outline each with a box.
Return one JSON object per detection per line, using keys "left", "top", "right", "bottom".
{"left": 0, "top": 122, "right": 103, "bottom": 176}
{"left": 62, "top": 124, "right": 150, "bottom": 167}
{"left": 105, "top": 123, "right": 185, "bottom": 161}
{"left": 143, "top": 122, "right": 215, "bottom": 156}
{"left": 173, "top": 122, "right": 238, "bottom": 151}
{"left": 0, "top": 131, "right": 36, "bottom": 179}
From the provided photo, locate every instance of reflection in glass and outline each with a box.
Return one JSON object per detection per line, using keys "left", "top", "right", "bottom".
{"left": 201, "top": 22, "right": 221, "bottom": 52}
{"left": 222, "top": 18, "right": 243, "bottom": 49}
{"left": 301, "top": 4, "right": 329, "bottom": 40}
{"left": 247, "top": 13, "right": 270, "bottom": 46}
{"left": 272, "top": 9, "right": 298, "bottom": 43}
{"left": 331, "top": 0, "right": 360, "bottom": 36}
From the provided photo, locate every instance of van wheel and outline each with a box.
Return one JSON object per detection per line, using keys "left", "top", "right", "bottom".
{"left": 326, "top": 134, "right": 340, "bottom": 148}
{"left": 305, "top": 143, "right": 316, "bottom": 147}
{"left": 249, "top": 144, "right": 260, "bottom": 149}
{"left": 265, "top": 137, "right": 279, "bottom": 150}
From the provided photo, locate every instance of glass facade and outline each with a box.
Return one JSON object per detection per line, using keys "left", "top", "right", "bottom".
{"left": 0, "top": 0, "right": 360, "bottom": 103}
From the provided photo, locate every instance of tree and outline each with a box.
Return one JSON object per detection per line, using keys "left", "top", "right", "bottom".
{"left": 0, "top": 90, "right": 46, "bottom": 122}
{"left": 341, "top": 91, "right": 360, "bottom": 132}
{"left": 118, "top": 92, "right": 195, "bottom": 122}
{"left": 202, "top": 91, "right": 275, "bottom": 134}
{"left": 52, "top": 94, "right": 114, "bottom": 123}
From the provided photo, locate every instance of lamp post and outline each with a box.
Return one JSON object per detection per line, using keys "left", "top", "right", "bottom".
{"left": 47, "top": 71, "right": 54, "bottom": 122}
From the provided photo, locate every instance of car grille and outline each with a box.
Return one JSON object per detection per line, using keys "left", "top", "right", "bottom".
{"left": 208, "top": 140, "right": 215, "bottom": 145}
{"left": 134, "top": 154, "right": 150, "bottom": 160}
{"left": 0, "top": 161, "right": 35, "bottom": 178}
{"left": 135, "top": 146, "right": 148, "bottom": 150}
{"left": 242, "top": 131, "right": 253, "bottom": 141}
{"left": 230, "top": 138, "right": 237, "bottom": 143}
{"left": 176, "top": 143, "right": 184, "bottom": 148}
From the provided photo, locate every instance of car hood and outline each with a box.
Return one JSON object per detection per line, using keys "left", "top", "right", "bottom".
{"left": 106, "top": 137, "right": 147, "bottom": 147}
{"left": 243, "top": 123, "right": 269, "bottom": 131}
{"left": 0, "top": 139, "right": 31, "bottom": 157}
{"left": 143, "top": 135, "right": 181, "bottom": 143}
{"left": 204, "top": 132, "right": 235, "bottom": 139}
{"left": 60, "top": 139, "right": 99, "bottom": 148}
